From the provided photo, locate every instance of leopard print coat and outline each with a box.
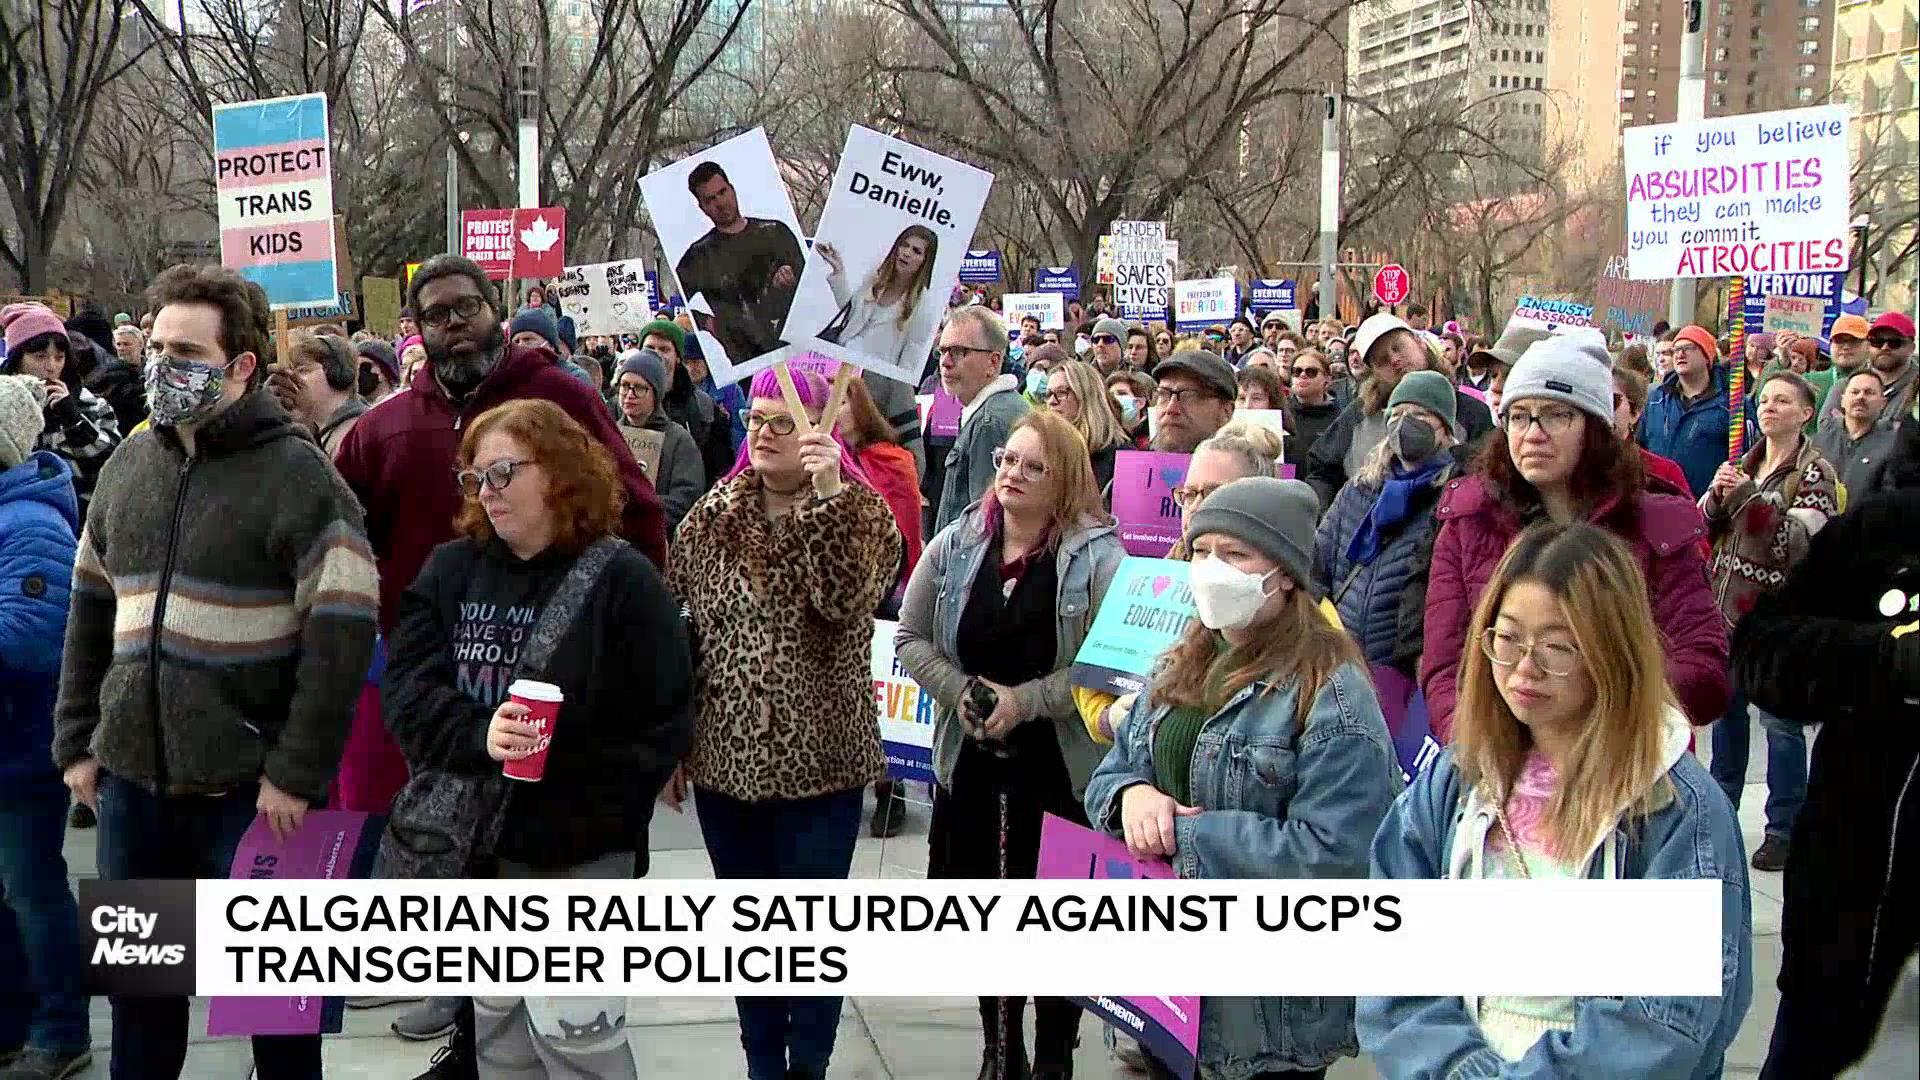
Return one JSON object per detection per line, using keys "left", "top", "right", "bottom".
{"left": 668, "top": 470, "right": 903, "bottom": 802}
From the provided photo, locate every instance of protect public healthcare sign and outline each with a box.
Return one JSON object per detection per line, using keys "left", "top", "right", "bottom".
{"left": 1071, "top": 558, "right": 1195, "bottom": 696}
{"left": 213, "top": 92, "right": 337, "bottom": 308}
{"left": 1621, "top": 105, "right": 1849, "bottom": 280}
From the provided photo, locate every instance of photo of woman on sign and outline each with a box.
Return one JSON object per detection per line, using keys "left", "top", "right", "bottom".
{"left": 815, "top": 225, "right": 940, "bottom": 372}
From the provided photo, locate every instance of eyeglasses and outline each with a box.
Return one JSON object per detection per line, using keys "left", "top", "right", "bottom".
{"left": 990, "top": 447, "right": 1049, "bottom": 482}
{"left": 1481, "top": 627, "right": 1581, "bottom": 678}
{"left": 1091, "top": 334, "right": 1120, "bottom": 345}
{"left": 418, "top": 295, "right": 488, "bottom": 328}
{"left": 1504, "top": 405, "right": 1581, "bottom": 435}
{"left": 1044, "top": 387, "right": 1076, "bottom": 404}
{"left": 1171, "top": 482, "right": 1221, "bottom": 509}
{"left": 455, "top": 459, "right": 533, "bottom": 498}
{"left": 742, "top": 410, "right": 798, "bottom": 436}
{"left": 937, "top": 343, "right": 997, "bottom": 362}
{"left": 1151, "top": 386, "right": 1217, "bottom": 408}
{"left": 1869, "top": 335, "right": 1910, "bottom": 349}
{"left": 616, "top": 382, "right": 652, "bottom": 397}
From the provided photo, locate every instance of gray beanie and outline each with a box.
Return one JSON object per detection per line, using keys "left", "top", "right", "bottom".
{"left": 1186, "top": 476, "right": 1324, "bottom": 599}
{"left": 1387, "top": 369, "right": 1459, "bottom": 433}
{"left": 1501, "top": 330, "right": 1614, "bottom": 425}
{"left": 0, "top": 375, "right": 48, "bottom": 470}
{"left": 617, "top": 347, "right": 670, "bottom": 398}
{"left": 1092, "top": 317, "right": 1130, "bottom": 342}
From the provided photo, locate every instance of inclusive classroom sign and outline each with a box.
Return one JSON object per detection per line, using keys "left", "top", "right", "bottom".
{"left": 1034, "top": 266, "right": 1080, "bottom": 297}
{"left": 1036, "top": 815, "right": 1200, "bottom": 1080}
{"left": 871, "top": 620, "right": 935, "bottom": 783}
{"left": 207, "top": 810, "right": 380, "bottom": 1035}
{"left": 1172, "top": 277, "right": 1238, "bottom": 330}
{"left": 1071, "top": 558, "right": 1195, "bottom": 696}
{"left": 959, "top": 249, "right": 1002, "bottom": 284}
{"left": 1111, "top": 450, "right": 1190, "bottom": 557}
{"left": 1508, "top": 296, "right": 1596, "bottom": 334}
{"left": 213, "top": 92, "right": 337, "bottom": 308}
{"left": 1622, "top": 105, "right": 1850, "bottom": 280}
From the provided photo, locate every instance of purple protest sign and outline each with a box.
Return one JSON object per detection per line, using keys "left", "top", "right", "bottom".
{"left": 787, "top": 350, "right": 841, "bottom": 382}
{"left": 1037, "top": 815, "right": 1199, "bottom": 1079}
{"left": 207, "top": 810, "right": 381, "bottom": 1036}
{"left": 1111, "top": 451, "right": 1190, "bottom": 557}
{"left": 926, "top": 387, "right": 964, "bottom": 438}
{"left": 1369, "top": 664, "right": 1443, "bottom": 782}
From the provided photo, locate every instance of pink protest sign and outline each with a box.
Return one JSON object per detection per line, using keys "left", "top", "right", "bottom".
{"left": 926, "top": 387, "right": 964, "bottom": 438}
{"left": 1111, "top": 451, "right": 1190, "bottom": 556}
{"left": 1036, "top": 815, "right": 1199, "bottom": 1079}
{"left": 207, "top": 810, "right": 381, "bottom": 1036}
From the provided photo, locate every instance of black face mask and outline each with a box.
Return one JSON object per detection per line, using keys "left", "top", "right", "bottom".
{"left": 1388, "top": 416, "right": 1440, "bottom": 464}
{"left": 357, "top": 363, "right": 379, "bottom": 397}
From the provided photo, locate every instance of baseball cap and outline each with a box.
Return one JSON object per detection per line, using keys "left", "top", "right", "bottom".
{"left": 1870, "top": 312, "right": 1916, "bottom": 341}
{"left": 1829, "top": 314, "right": 1870, "bottom": 342}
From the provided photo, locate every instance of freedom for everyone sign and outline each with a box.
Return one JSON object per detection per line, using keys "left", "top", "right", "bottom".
{"left": 871, "top": 620, "right": 934, "bottom": 784}
{"left": 548, "top": 259, "right": 658, "bottom": 336}
{"left": 213, "top": 92, "right": 337, "bottom": 308}
{"left": 1172, "top": 277, "right": 1237, "bottom": 330}
{"left": 1622, "top": 105, "right": 1850, "bottom": 280}
{"left": 1003, "top": 292, "right": 1065, "bottom": 331}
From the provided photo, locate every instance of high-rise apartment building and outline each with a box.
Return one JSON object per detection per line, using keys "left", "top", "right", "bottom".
{"left": 1831, "top": 0, "right": 1917, "bottom": 311}
{"left": 1551, "top": 0, "right": 1837, "bottom": 190}
{"left": 1348, "top": 0, "right": 1551, "bottom": 148}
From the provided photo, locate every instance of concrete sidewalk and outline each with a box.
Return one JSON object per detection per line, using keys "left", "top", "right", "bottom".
{"left": 48, "top": 734, "right": 1903, "bottom": 1078}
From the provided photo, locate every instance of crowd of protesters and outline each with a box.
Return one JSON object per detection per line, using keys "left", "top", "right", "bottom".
{"left": 0, "top": 264, "right": 1913, "bottom": 1080}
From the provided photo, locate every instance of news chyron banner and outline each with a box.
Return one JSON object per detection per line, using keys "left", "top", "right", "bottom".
{"left": 81, "top": 879, "right": 1725, "bottom": 1004}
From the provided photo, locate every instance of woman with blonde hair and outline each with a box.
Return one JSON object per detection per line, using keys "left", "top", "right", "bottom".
{"left": 816, "top": 225, "right": 939, "bottom": 371}
{"left": 1084, "top": 476, "right": 1399, "bottom": 1080}
{"left": 896, "top": 408, "right": 1124, "bottom": 1080}
{"left": 1360, "top": 521, "right": 1751, "bottom": 1075}
{"left": 1044, "top": 358, "right": 1130, "bottom": 487}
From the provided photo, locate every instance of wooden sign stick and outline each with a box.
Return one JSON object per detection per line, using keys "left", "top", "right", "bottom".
{"left": 770, "top": 360, "right": 815, "bottom": 438}
{"left": 274, "top": 309, "right": 290, "bottom": 368}
{"left": 817, "top": 364, "right": 857, "bottom": 435}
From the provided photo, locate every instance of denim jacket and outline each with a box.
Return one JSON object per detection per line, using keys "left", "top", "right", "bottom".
{"left": 895, "top": 503, "right": 1125, "bottom": 797}
{"left": 1357, "top": 714, "right": 1753, "bottom": 1079}
{"left": 1083, "top": 660, "right": 1403, "bottom": 1076}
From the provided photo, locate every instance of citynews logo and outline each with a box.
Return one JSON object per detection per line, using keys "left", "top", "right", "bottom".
{"left": 80, "top": 880, "right": 198, "bottom": 996}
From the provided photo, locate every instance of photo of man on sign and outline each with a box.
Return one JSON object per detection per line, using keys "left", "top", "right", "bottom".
{"left": 675, "top": 160, "right": 805, "bottom": 363}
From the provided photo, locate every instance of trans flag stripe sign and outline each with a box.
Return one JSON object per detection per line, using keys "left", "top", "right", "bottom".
{"left": 213, "top": 93, "right": 337, "bottom": 309}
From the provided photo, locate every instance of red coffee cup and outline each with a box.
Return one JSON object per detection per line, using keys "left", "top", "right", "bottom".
{"left": 503, "top": 679, "right": 563, "bottom": 782}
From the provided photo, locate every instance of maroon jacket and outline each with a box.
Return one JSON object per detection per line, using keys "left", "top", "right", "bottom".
{"left": 335, "top": 345, "right": 669, "bottom": 634}
{"left": 1418, "top": 471, "right": 1727, "bottom": 742}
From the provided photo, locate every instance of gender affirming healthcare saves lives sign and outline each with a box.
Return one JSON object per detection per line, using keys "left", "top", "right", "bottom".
{"left": 1622, "top": 105, "right": 1849, "bottom": 280}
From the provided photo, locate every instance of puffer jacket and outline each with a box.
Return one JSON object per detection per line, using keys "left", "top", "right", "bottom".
{"left": 1312, "top": 459, "right": 1456, "bottom": 664}
{"left": 1418, "top": 472, "right": 1727, "bottom": 741}
{"left": 1700, "top": 435, "right": 1838, "bottom": 628}
{"left": 0, "top": 452, "right": 78, "bottom": 787}
{"left": 668, "top": 470, "right": 901, "bottom": 802}
{"left": 1638, "top": 366, "right": 1731, "bottom": 504}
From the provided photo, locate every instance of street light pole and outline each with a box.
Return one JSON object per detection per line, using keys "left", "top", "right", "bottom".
{"left": 443, "top": 0, "right": 459, "bottom": 255}
{"left": 516, "top": 61, "right": 539, "bottom": 210}
{"left": 1318, "top": 91, "right": 1341, "bottom": 326}
{"left": 1669, "top": 0, "right": 1706, "bottom": 329}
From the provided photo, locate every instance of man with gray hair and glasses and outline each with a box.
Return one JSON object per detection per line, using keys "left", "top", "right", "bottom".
{"left": 933, "top": 305, "right": 1028, "bottom": 534}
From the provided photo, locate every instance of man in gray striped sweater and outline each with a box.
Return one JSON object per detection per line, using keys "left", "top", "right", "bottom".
{"left": 52, "top": 264, "right": 378, "bottom": 1080}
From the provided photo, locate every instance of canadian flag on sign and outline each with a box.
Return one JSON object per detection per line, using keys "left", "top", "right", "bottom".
{"left": 512, "top": 208, "right": 566, "bottom": 278}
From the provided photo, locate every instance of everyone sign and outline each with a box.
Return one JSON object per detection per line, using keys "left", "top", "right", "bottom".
{"left": 1247, "top": 279, "right": 1296, "bottom": 316}
{"left": 1621, "top": 105, "right": 1850, "bottom": 280}
{"left": 213, "top": 92, "right": 337, "bottom": 308}
{"left": 1172, "top": 277, "right": 1237, "bottom": 330}
{"left": 871, "top": 620, "right": 935, "bottom": 784}
{"left": 1741, "top": 271, "right": 1847, "bottom": 339}
{"left": 1003, "top": 292, "right": 1066, "bottom": 331}
{"left": 959, "top": 249, "right": 1002, "bottom": 284}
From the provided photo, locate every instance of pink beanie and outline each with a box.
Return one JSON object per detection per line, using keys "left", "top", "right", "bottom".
{"left": 1, "top": 303, "right": 67, "bottom": 357}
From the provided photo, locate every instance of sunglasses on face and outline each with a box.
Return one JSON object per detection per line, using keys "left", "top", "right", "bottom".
{"left": 1092, "top": 334, "right": 1120, "bottom": 345}
{"left": 1869, "top": 335, "right": 1909, "bottom": 349}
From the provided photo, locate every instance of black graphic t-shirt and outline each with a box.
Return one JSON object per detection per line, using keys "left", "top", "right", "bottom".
{"left": 449, "top": 542, "right": 571, "bottom": 709}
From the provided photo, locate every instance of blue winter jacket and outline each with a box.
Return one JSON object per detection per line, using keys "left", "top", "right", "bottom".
{"left": 1357, "top": 723, "right": 1753, "bottom": 1079}
{"left": 1084, "top": 660, "right": 1403, "bottom": 1076}
{"left": 1638, "top": 366, "right": 1731, "bottom": 502}
{"left": 0, "top": 452, "right": 79, "bottom": 786}
{"left": 1312, "top": 464, "right": 1454, "bottom": 665}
